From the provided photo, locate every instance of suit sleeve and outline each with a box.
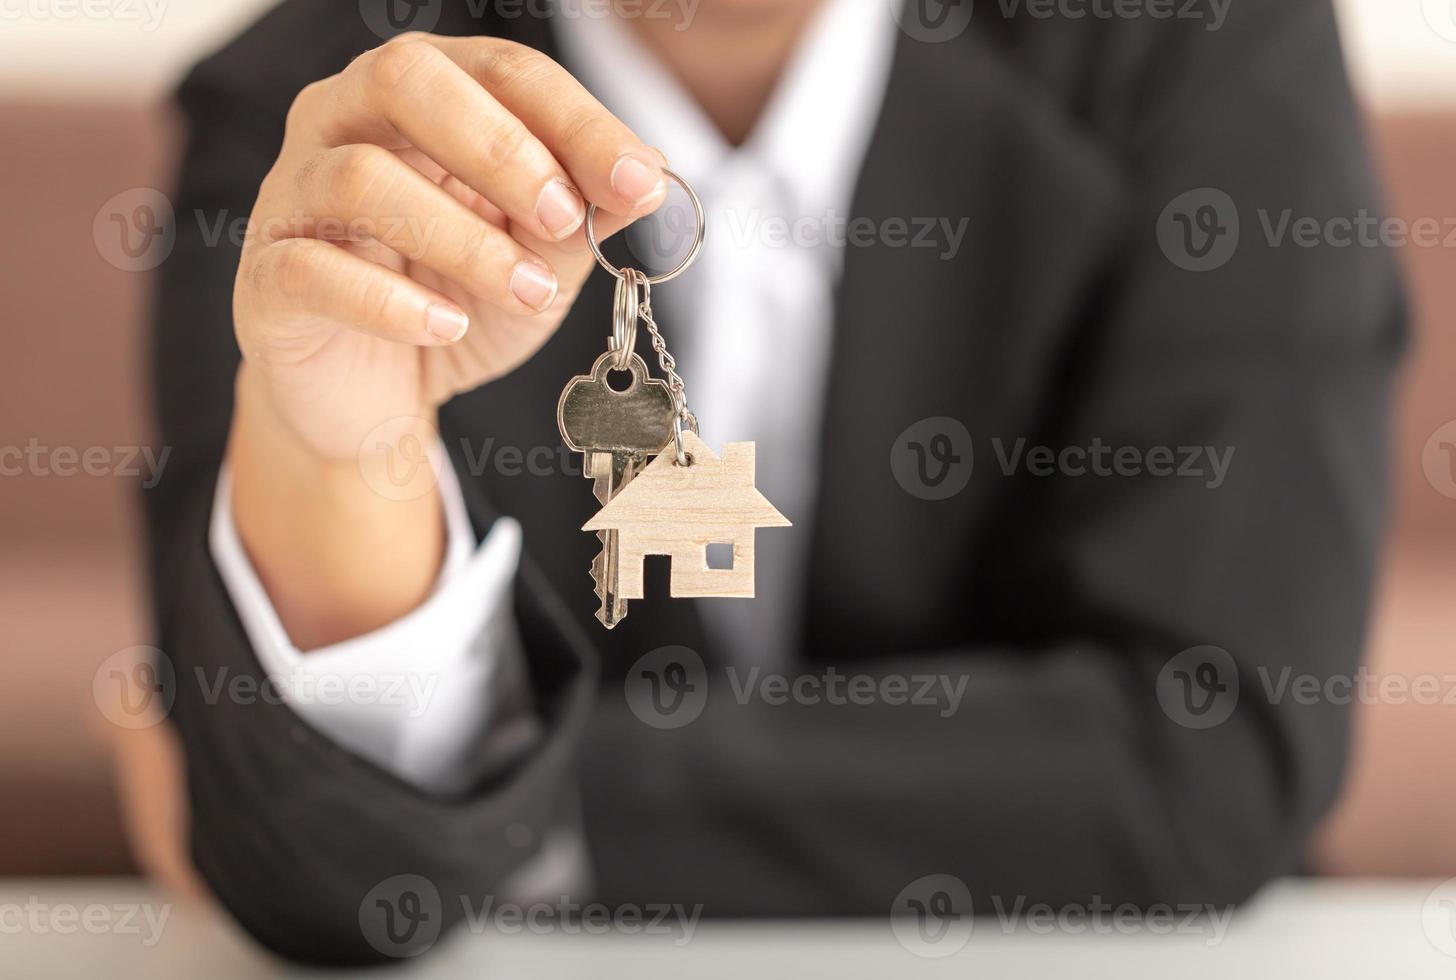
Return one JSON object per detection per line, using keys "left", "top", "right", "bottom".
{"left": 576, "top": 0, "right": 1406, "bottom": 916}
{"left": 144, "top": 49, "right": 597, "bottom": 967}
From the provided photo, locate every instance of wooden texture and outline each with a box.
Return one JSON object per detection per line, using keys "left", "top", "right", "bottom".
{"left": 582, "top": 431, "right": 790, "bottom": 599}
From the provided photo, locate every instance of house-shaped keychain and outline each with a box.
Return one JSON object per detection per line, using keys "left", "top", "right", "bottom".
{"left": 583, "top": 430, "right": 791, "bottom": 599}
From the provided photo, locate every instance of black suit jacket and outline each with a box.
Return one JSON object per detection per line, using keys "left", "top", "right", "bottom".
{"left": 147, "top": 0, "right": 1404, "bottom": 964}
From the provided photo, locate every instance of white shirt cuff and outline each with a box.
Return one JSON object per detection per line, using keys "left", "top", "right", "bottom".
{"left": 208, "top": 448, "right": 522, "bottom": 795}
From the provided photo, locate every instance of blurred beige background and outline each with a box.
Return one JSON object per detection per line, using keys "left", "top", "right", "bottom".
{"left": 0, "top": 0, "right": 1452, "bottom": 876}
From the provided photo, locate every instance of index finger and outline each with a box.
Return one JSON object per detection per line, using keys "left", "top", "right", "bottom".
{"left": 428, "top": 36, "right": 669, "bottom": 218}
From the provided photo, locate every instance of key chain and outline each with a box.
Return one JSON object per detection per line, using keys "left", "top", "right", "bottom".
{"left": 556, "top": 169, "right": 790, "bottom": 629}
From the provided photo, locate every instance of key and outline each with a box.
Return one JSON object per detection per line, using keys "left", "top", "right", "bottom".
{"left": 587, "top": 450, "right": 638, "bottom": 627}
{"left": 558, "top": 351, "right": 676, "bottom": 627}
{"left": 557, "top": 350, "right": 677, "bottom": 457}
{"left": 563, "top": 358, "right": 672, "bottom": 626}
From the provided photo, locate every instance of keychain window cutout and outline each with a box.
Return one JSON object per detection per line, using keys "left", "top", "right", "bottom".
{"left": 705, "top": 543, "right": 735, "bottom": 570}
{"left": 582, "top": 430, "right": 790, "bottom": 599}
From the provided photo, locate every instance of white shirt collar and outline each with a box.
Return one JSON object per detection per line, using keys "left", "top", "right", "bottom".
{"left": 551, "top": 0, "right": 897, "bottom": 225}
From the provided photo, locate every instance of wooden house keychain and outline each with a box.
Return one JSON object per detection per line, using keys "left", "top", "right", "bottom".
{"left": 556, "top": 170, "right": 789, "bottom": 629}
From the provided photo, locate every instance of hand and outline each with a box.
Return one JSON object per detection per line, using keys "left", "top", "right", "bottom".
{"left": 226, "top": 34, "right": 667, "bottom": 647}
{"left": 235, "top": 32, "right": 666, "bottom": 461}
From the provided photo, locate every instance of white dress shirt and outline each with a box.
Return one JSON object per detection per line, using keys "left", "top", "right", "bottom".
{"left": 209, "top": 0, "right": 898, "bottom": 790}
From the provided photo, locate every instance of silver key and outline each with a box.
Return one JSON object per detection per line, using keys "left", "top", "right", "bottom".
{"left": 558, "top": 351, "right": 676, "bottom": 627}
{"left": 587, "top": 451, "right": 638, "bottom": 627}
{"left": 558, "top": 351, "right": 676, "bottom": 456}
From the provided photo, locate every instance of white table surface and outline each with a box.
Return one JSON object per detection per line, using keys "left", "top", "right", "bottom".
{"left": 4, "top": 877, "right": 1456, "bottom": 978}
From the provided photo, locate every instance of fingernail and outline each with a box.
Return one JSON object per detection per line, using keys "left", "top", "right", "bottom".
{"left": 510, "top": 261, "right": 558, "bottom": 312}
{"left": 536, "top": 179, "right": 584, "bottom": 240}
{"left": 611, "top": 154, "right": 665, "bottom": 208}
{"left": 426, "top": 304, "right": 469, "bottom": 343}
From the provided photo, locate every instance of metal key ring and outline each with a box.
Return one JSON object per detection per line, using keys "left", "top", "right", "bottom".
{"left": 609, "top": 268, "right": 643, "bottom": 370}
{"left": 585, "top": 168, "right": 704, "bottom": 285}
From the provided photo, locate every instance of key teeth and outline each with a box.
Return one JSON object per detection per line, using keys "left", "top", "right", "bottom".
{"left": 585, "top": 451, "right": 640, "bottom": 629}
{"left": 591, "top": 536, "right": 626, "bottom": 627}
{"left": 591, "top": 537, "right": 609, "bottom": 596}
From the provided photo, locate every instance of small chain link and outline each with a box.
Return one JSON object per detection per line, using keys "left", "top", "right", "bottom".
{"left": 635, "top": 283, "right": 696, "bottom": 465}
{"left": 639, "top": 296, "right": 687, "bottom": 419}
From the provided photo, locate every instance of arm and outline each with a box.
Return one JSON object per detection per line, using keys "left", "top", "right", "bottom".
{"left": 145, "top": 16, "right": 662, "bottom": 963}
{"left": 209, "top": 454, "right": 531, "bottom": 795}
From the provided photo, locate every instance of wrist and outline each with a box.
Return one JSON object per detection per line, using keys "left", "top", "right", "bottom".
{"left": 228, "top": 366, "right": 448, "bottom": 650}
